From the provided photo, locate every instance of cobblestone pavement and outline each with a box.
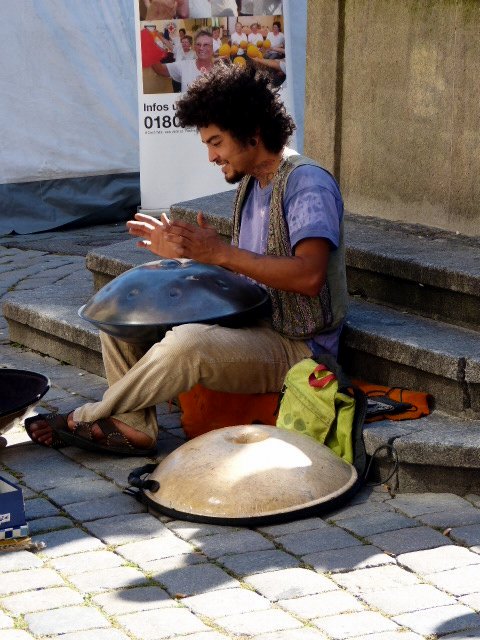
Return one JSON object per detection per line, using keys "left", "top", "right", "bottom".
{"left": 0, "top": 226, "right": 480, "bottom": 640}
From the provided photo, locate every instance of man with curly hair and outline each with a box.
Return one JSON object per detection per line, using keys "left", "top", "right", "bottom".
{"left": 25, "top": 65, "right": 347, "bottom": 456}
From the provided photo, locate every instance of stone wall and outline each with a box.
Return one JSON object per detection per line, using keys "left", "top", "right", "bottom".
{"left": 305, "top": 0, "right": 480, "bottom": 236}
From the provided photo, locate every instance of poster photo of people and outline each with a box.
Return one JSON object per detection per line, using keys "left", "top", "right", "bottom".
{"left": 139, "top": 0, "right": 285, "bottom": 95}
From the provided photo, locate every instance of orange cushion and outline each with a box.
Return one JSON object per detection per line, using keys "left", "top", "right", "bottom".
{"left": 178, "top": 384, "right": 279, "bottom": 439}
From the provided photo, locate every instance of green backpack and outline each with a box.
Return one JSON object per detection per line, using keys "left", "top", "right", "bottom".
{"left": 277, "top": 355, "right": 367, "bottom": 477}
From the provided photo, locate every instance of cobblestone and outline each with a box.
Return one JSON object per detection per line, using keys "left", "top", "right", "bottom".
{"left": 24, "top": 605, "right": 110, "bottom": 636}
{"left": 219, "top": 609, "right": 303, "bottom": 636}
{"left": 245, "top": 568, "right": 337, "bottom": 601}
{"left": 49, "top": 550, "right": 124, "bottom": 575}
{"left": 1, "top": 230, "right": 480, "bottom": 640}
{"left": 313, "top": 611, "right": 399, "bottom": 638}
{"left": 218, "top": 549, "right": 300, "bottom": 576}
{"left": 1, "top": 586, "right": 84, "bottom": 615}
{"left": 392, "top": 604, "right": 480, "bottom": 636}
{"left": 278, "top": 590, "right": 364, "bottom": 619}
{"left": 365, "top": 524, "right": 452, "bottom": 555}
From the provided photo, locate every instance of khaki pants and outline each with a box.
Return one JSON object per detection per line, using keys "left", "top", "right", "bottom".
{"left": 73, "top": 322, "right": 312, "bottom": 440}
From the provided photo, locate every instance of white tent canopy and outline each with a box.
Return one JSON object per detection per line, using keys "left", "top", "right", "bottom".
{"left": 0, "top": 0, "right": 306, "bottom": 234}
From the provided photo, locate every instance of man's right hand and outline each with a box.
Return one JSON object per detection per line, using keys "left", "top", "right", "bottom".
{"left": 127, "top": 212, "right": 179, "bottom": 258}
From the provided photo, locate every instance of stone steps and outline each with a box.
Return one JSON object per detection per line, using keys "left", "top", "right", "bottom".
{"left": 171, "top": 192, "right": 480, "bottom": 330}
{"left": 3, "top": 192, "right": 480, "bottom": 493}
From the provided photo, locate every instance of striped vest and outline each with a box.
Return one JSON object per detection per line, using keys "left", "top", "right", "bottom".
{"left": 231, "top": 153, "right": 348, "bottom": 339}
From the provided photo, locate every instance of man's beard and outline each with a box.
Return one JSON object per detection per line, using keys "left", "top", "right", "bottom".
{"left": 225, "top": 170, "right": 245, "bottom": 184}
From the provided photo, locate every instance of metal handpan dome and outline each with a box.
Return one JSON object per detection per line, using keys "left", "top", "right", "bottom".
{"left": 130, "top": 425, "right": 359, "bottom": 526}
{"left": 79, "top": 259, "right": 270, "bottom": 343}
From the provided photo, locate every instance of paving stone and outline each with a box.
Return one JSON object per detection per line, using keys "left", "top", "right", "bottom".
{"left": 0, "top": 550, "right": 43, "bottom": 571}
{"left": 253, "top": 632, "right": 330, "bottom": 640}
{"left": 304, "top": 544, "right": 395, "bottom": 573}
{"left": 15, "top": 458, "right": 99, "bottom": 491}
{"left": 360, "top": 583, "right": 457, "bottom": 615}
{"left": 393, "top": 604, "right": 480, "bottom": 636}
{"left": 50, "top": 550, "right": 124, "bottom": 575}
{"left": 218, "top": 549, "right": 300, "bottom": 576}
{"left": 63, "top": 494, "right": 146, "bottom": 521}
{"left": 184, "top": 587, "right": 271, "bottom": 617}
{"left": 425, "top": 565, "right": 480, "bottom": 596}
{"left": 439, "top": 629, "right": 480, "bottom": 639}
{"left": 218, "top": 609, "right": 302, "bottom": 636}
{"left": 257, "top": 517, "right": 330, "bottom": 537}
{"left": 24, "top": 497, "right": 60, "bottom": 520}
{"left": 192, "top": 529, "right": 274, "bottom": 559}
{"left": 52, "top": 630, "right": 131, "bottom": 640}
{"left": 416, "top": 508, "right": 480, "bottom": 528}
{"left": 348, "top": 486, "right": 392, "bottom": 504}
{"left": 68, "top": 566, "right": 149, "bottom": 593}
{"left": 327, "top": 501, "right": 394, "bottom": 522}
{"left": 0, "top": 611, "right": 14, "bottom": 628}
{"left": 332, "top": 565, "right": 419, "bottom": 594}
{"left": 450, "top": 524, "right": 480, "bottom": 547}
{"left": 137, "top": 552, "right": 207, "bottom": 575}
{"left": 93, "top": 586, "right": 176, "bottom": 615}
{"left": 114, "top": 532, "right": 193, "bottom": 564}
{"left": 118, "top": 607, "right": 208, "bottom": 639}
{"left": 32, "top": 527, "right": 105, "bottom": 557}
{"left": 0, "top": 631, "right": 35, "bottom": 640}
{"left": 83, "top": 513, "right": 167, "bottom": 545}
{"left": 166, "top": 520, "right": 239, "bottom": 540}
{"left": 338, "top": 511, "right": 418, "bottom": 538}
{"left": 314, "top": 611, "right": 399, "bottom": 638}
{"left": 0, "top": 568, "right": 65, "bottom": 595}
{"left": 278, "top": 590, "right": 364, "bottom": 619}
{"left": 397, "top": 545, "right": 480, "bottom": 574}
{"left": 366, "top": 524, "right": 452, "bottom": 555}
{"left": 276, "top": 525, "right": 362, "bottom": 556}
{"left": 391, "top": 493, "right": 472, "bottom": 517}
{"left": 245, "top": 568, "right": 337, "bottom": 601}
{"left": 28, "top": 515, "right": 74, "bottom": 534}
{"left": 459, "top": 593, "right": 480, "bottom": 611}
{"left": 24, "top": 605, "right": 110, "bottom": 636}
{"left": 154, "top": 563, "right": 240, "bottom": 597}
{"left": 1, "top": 586, "right": 84, "bottom": 614}
{"left": 164, "top": 634, "right": 227, "bottom": 640}
{"left": 349, "top": 633, "right": 423, "bottom": 640}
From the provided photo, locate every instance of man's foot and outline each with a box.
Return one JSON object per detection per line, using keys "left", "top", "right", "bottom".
{"left": 25, "top": 412, "right": 156, "bottom": 455}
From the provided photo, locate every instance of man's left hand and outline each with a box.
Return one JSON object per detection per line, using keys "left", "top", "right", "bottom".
{"left": 165, "top": 213, "right": 227, "bottom": 264}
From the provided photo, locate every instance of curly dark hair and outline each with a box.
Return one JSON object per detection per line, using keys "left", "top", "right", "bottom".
{"left": 175, "top": 63, "right": 295, "bottom": 153}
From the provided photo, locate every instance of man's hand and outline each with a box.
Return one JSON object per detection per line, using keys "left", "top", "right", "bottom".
{"left": 127, "top": 212, "right": 227, "bottom": 264}
{"left": 143, "top": 0, "right": 177, "bottom": 20}
{"left": 127, "top": 212, "right": 178, "bottom": 258}
{"left": 164, "top": 213, "right": 227, "bottom": 264}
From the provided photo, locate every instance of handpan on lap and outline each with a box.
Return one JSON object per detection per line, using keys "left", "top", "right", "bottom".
{"left": 79, "top": 259, "right": 270, "bottom": 343}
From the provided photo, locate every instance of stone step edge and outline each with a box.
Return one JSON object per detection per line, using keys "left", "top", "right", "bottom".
{"left": 4, "top": 282, "right": 479, "bottom": 385}
{"left": 4, "top": 281, "right": 480, "bottom": 419}
{"left": 168, "top": 194, "right": 480, "bottom": 296}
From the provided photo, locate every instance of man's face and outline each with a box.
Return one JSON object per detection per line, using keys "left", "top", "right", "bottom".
{"left": 195, "top": 35, "right": 213, "bottom": 63}
{"left": 200, "top": 124, "right": 255, "bottom": 185}
{"left": 212, "top": 28, "right": 220, "bottom": 40}
{"left": 235, "top": 23, "right": 242, "bottom": 34}
{"left": 181, "top": 37, "right": 191, "bottom": 52}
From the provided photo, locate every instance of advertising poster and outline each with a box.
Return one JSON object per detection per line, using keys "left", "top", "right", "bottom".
{"left": 135, "top": 0, "right": 291, "bottom": 212}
